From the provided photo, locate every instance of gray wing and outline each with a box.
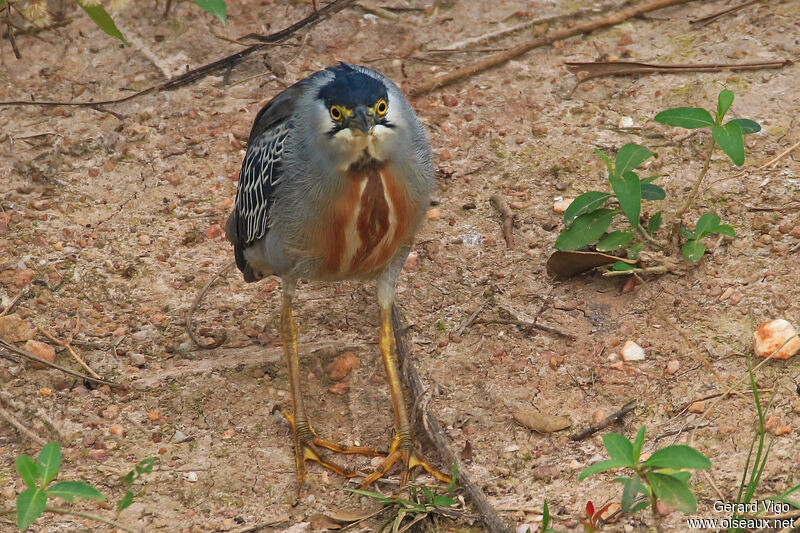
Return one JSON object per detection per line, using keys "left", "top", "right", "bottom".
{"left": 226, "top": 80, "right": 308, "bottom": 280}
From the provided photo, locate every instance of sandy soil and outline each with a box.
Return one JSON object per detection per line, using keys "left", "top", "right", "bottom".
{"left": 2, "top": 1, "right": 800, "bottom": 532}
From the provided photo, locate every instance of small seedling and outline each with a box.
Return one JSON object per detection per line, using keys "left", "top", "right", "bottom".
{"left": 13, "top": 441, "right": 150, "bottom": 532}
{"left": 579, "top": 426, "right": 710, "bottom": 519}
{"left": 117, "top": 457, "right": 156, "bottom": 512}
{"left": 14, "top": 442, "right": 105, "bottom": 530}
{"left": 680, "top": 212, "right": 736, "bottom": 262}
{"left": 555, "top": 142, "right": 661, "bottom": 258}
{"left": 346, "top": 465, "right": 461, "bottom": 532}
{"left": 582, "top": 500, "right": 615, "bottom": 532}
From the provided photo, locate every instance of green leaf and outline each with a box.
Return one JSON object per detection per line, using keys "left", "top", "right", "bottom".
{"left": 135, "top": 458, "right": 155, "bottom": 475}
{"left": 345, "top": 488, "right": 397, "bottom": 505}
{"left": 627, "top": 242, "right": 644, "bottom": 259}
{"left": 679, "top": 226, "right": 695, "bottom": 240}
{"left": 596, "top": 230, "right": 634, "bottom": 252}
{"left": 47, "top": 481, "right": 105, "bottom": 502}
{"left": 682, "top": 240, "right": 706, "bottom": 262}
{"left": 76, "top": 1, "right": 128, "bottom": 45}
{"left": 612, "top": 261, "right": 636, "bottom": 271}
{"left": 117, "top": 490, "right": 134, "bottom": 511}
{"left": 712, "top": 122, "right": 745, "bottom": 166}
{"left": 192, "top": 0, "right": 227, "bottom": 24}
{"left": 563, "top": 191, "right": 612, "bottom": 227}
{"left": 555, "top": 209, "right": 616, "bottom": 251}
{"left": 647, "top": 212, "right": 662, "bottom": 236}
{"left": 694, "top": 212, "right": 721, "bottom": 238}
{"left": 642, "top": 445, "right": 711, "bottom": 470}
{"left": 36, "top": 442, "right": 61, "bottom": 487}
{"left": 578, "top": 458, "right": 632, "bottom": 480}
{"left": 641, "top": 183, "right": 666, "bottom": 201}
{"left": 717, "top": 90, "right": 734, "bottom": 123}
{"left": 631, "top": 500, "right": 651, "bottom": 513}
{"left": 542, "top": 500, "right": 550, "bottom": 529}
{"left": 16, "top": 487, "right": 47, "bottom": 530}
{"left": 655, "top": 107, "right": 715, "bottom": 129}
{"left": 646, "top": 472, "right": 697, "bottom": 514}
{"left": 431, "top": 495, "right": 455, "bottom": 507}
{"left": 594, "top": 148, "right": 613, "bottom": 174}
{"left": 603, "top": 433, "right": 635, "bottom": 463}
{"left": 715, "top": 224, "right": 735, "bottom": 237}
{"left": 632, "top": 426, "right": 646, "bottom": 464}
{"left": 615, "top": 143, "right": 655, "bottom": 176}
{"left": 15, "top": 456, "right": 38, "bottom": 489}
{"left": 728, "top": 118, "right": 761, "bottom": 134}
{"left": 447, "top": 462, "right": 459, "bottom": 492}
{"left": 622, "top": 476, "right": 644, "bottom": 512}
{"left": 641, "top": 175, "right": 660, "bottom": 184}
{"left": 609, "top": 171, "right": 641, "bottom": 227}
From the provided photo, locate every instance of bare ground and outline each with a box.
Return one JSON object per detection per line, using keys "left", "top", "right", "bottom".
{"left": 2, "top": 1, "right": 800, "bottom": 532}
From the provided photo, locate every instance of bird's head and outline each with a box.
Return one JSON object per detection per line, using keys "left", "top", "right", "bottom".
{"left": 318, "top": 64, "right": 394, "bottom": 138}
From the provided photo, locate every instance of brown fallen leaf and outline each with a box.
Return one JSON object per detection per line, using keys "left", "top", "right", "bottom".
{"left": 310, "top": 512, "right": 341, "bottom": 530}
{"left": 460, "top": 440, "right": 473, "bottom": 461}
{"left": 546, "top": 250, "right": 636, "bottom": 279}
{"left": 513, "top": 410, "right": 571, "bottom": 433}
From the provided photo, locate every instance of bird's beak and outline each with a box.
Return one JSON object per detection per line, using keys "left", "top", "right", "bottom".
{"left": 346, "top": 105, "right": 375, "bottom": 135}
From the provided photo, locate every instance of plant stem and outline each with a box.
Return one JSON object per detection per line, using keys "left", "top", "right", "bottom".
{"left": 45, "top": 507, "right": 140, "bottom": 533}
{"left": 670, "top": 140, "right": 715, "bottom": 239}
{"left": 636, "top": 225, "right": 664, "bottom": 249}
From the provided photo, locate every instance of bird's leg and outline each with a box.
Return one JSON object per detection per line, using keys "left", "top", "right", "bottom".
{"left": 359, "top": 304, "right": 451, "bottom": 488}
{"left": 277, "top": 285, "right": 382, "bottom": 493}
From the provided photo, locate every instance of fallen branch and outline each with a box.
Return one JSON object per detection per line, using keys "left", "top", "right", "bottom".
{"left": 488, "top": 194, "right": 515, "bottom": 249}
{"left": 690, "top": 0, "right": 762, "bottom": 27}
{"left": 37, "top": 324, "right": 102, "bottom": 380}
{"left": 392, "top": 306, "right": 510, "bottom": 533}
{"left": 569, "top": 400, "right": 636, "bottom": 441}
{"left": 0, "top": 403, "right": 47, "bottom": 446}
{"left": 0, "top": 343, "right": 126, "bottom": 390}
{"left": 0, "top": 0, "right": 356, "bottom": 110}
{"left": 411, "top": 0, "right": 698, "bottom": 96}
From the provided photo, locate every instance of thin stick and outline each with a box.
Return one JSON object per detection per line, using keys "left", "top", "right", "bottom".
{"left": 392, "top": 306, "right": 510, "bottom": 533}
{"left": 690, "top": 0, "right": 761, "bottom": 26}
{"left": 0, "top": 344, "right": 125, "bottom": 390}
{"left": 652, "top": 423, "right": 712, "bottom": 442}
{"left": 37, "top": 325, "right": 101, "bottom": 379}
{"left": 569, "top": 401, "right": 636, "bottom": 441}
{"left": 488, "top": 194, "right": 515, "bottom": 249}
{"left": 0, "top": 404, "right": 47, "bottom": 445}
{"left": 45, "top": 507, "right": 139, "bottom": 533}
{"left": 0, "top": 285, "right": 28, "bottom": 317}
{"left": 186, "top": 261, "right": 235, "bottom": 349}
{"left": 670, "top": 139, "right": 714, "bottom": 240}
{"left": 455, "top": 303, "right": 484, "bottom": 337}
{"left": 410, "top": 0, "right": 697, "bottom": 95}
{"left": 474, "top": 318, "right": 577, "bottom": 341}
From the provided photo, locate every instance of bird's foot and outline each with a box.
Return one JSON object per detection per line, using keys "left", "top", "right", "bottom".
{"left": 359, "top": 435, "right": 451, "bottom": 489}
{"left": 274, "top": 406, "right": 385, "bottom": 491}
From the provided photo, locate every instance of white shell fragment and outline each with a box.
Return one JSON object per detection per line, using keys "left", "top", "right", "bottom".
{"left": 621, "top": 340, "right": 645, "bottom": 361}
{"left": 754, "top": 319, "right": 800, "bottom": 360}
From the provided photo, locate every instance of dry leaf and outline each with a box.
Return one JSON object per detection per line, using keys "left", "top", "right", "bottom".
{"left": 513, "top": 410, "right": 571, "bottom": 433}
{"left": 325, "top": 510, "right": 376, "bottom": 523}
{"left": 546, "top": 250, "right": 636, "bottom": 279}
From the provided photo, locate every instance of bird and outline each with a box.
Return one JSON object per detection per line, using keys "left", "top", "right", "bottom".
{"left": 225, "top": 63, "right": 449, "bottom": 492}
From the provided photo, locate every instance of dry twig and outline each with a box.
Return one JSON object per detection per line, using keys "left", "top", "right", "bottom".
{"left": 37, "top": 324, "right": 101, "bottom": 380}
{"left": 690, "top": 0, "right": 762, "bottom": 26}
{"left": 186, "top": 261, "right": 235, "bottom": 349}
{"left": 411, "top": 0, "right": 698, "bottom": 95}
{"left": 569, "top": 400, "right": 636, "bottom": 441}
{"left": 392, "top": 306, "right": 510, "bottom": 533}
{"left": 0, "top": 402, "right": 47, "bottom": 446}
{"left": 0, "top": 343, "right": 125, "bottom": 390}
{"left": 0, "top": 285, "right": 29, "bottom": 318}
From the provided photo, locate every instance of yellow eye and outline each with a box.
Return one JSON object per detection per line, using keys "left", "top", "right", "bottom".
{"left": 330, "top": 105, "right": 343, "bottom": 120}
{"left": 375, "top": 99, "right": 388, "bottom": 116}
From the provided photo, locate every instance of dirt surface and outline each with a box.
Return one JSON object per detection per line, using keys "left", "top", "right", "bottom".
{"left": 2, "top": 1, "right": 800, "bottom": 532}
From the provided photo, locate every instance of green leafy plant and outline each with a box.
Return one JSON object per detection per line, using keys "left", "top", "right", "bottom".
{"left": 579, "top": 426, "right": 710, "bottom": 520}
{"left": 117, "top": 457, "right": 156, "bottom": 511}
{"left": 346, "top": 465, "right": 461, "bottom": 532}
{"left": 13, "top": 442, "right": 147, "bottom": 532}
{"left": 553, "top": 89, "right": 758, "bottom": 274}
{"left": 555, "top": 143, "right": 661, "bottom": 257}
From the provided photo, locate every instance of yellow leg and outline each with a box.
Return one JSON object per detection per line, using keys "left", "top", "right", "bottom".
{"left": 278, "top": 292, "right": 383, "bottom": 494}
{"left": 359, "top": 306, "right": 451, "bottom": 488}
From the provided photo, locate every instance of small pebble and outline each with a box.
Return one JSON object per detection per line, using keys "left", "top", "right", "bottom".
{"left": 665, "top": 360, "right": 680, "bottom": 375}
{"left": 621, "top": 340, "right": 645, "bottom": 361}
{"left": 108, "top": 424, "right": 125, "bottom": 437}
{"left": 754, "top": 319, "right": 800, "bottom": 360}
{"left": 186, "top": 471, "right": 198, "bottom": 483}
{"left": 25, "top": 340, "right": 56, "bottom": 367}
{"left": 552, "top": 198, "right": 573, "bottom": 214}
{"left": 148, "top": 410, "right": 160, "bottom": 422}
{"left": 327, "top": 351, "right": 361, "bottom": 381}
{"left": 427, "top": 208, "right": 442, "bottom": 220}
{"left": 688, "top": 401, "right": 705, "bottom": 414}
